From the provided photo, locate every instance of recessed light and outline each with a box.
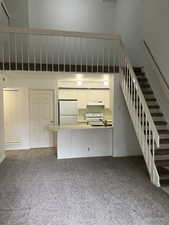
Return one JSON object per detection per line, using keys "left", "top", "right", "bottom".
{"left": 77, "top": 80, "right": 82, "bottom": 86}
{"left": 104, "top": 81, "right": 109, "bottom": 86}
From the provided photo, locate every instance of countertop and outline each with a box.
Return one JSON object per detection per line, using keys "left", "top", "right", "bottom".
{"left": 48, "top": 123, "right": 113, "bottom": 132}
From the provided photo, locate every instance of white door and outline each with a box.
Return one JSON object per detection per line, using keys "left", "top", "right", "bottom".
{"left": 3, "top": 89, "right": 22, "bottom": 144}
{"left": 30, "top": 90, "right": 54, "bottom": 148}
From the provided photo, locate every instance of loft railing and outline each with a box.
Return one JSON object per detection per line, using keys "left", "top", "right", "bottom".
{"left": 0, "top": 26, "right": 120, "bottom": 72}
{"left": 119, "top": 40, "right": 160, "bottom": 187}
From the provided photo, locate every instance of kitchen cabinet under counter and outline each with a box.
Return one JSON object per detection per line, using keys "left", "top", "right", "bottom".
{"left": 48, "top": 123, "right": 113, "bottom": 159}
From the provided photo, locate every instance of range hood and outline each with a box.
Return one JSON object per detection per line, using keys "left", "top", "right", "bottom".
{"left": 87, "top": 101, "right": 104, "bottom": 106}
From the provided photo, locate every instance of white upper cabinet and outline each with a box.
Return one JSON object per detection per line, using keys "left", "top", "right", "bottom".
{"left": 58, "top": 88, "right": 110, "bottom": 109}
{"left": 59, "top": 89, "right": 77, "bottom": 100}
{"left": 87, "top": 90, "right": 110, "bottom": 109}
{"left": 77, "top": 90, "right": 88, "bottom": 109}
{"left": 103, "top": 90, "right": 110, "bottom": 109}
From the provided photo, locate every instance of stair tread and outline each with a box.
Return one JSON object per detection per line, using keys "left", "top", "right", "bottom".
{"left": 139, "top": 80, "right": 149, "bottom": 84}
{"left": 133, "top": 67, "right": 143, "bottom": 73}
{"left": 155, "top": 121, "right": 167, "bottom": 125}
{"left": 146, "top": 98, "right": 157, "bottom": 101}
{"left": 158, "top": 166, "right": 169, "bottom": 174}
{"left": 151, "top": 113, "right": 163, "bottom": 117}
{"left": 160, "top": 174, "right": 169, "bottom": 180}
{"left": 140, "top": 85, "right": 151, "bottom": 89}
{"left": 149, "top": 105, "right": 160, "bottom": 109}
{"left": 155, "top": 159, "right": 169, "bottom": 166}
{"left": 158, "top": 130, "right": 169, "bottom": 134}
{"left": 151, "top": 139, "right": 169, "bottom": 145}
{"left": 155, "top": 149, "right": 169, "bottom": 155}
{"left": 160, "top": 180, "right": 169, "bottom": 186}
{"left": 160, "top": 139, "right": 169, "bottom": 144}
{"left": 137, "top": 78, "right": 147, "bottom": 82}
{"left": 143, "top": 91, "right": 154, "bottom": 94}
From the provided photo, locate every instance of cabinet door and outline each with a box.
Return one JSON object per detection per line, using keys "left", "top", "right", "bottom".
{"left": 59, "top": 90, "right": 77, "bottom": 100}
{"left": 104, "top": 90, "right": 110, "bottom": 109}
{"left": 87, "top": 90, "right": 103, "bottom": 103}
{"left": 87, "top": 90, "right": 109, "bottom": 107}
{"left": 77, "top": 90, "right": 87, "bottom": 109}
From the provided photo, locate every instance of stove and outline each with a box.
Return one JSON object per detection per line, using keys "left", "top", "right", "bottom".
{"left": 85, "top": 113, "right": 104, "bottom": 126}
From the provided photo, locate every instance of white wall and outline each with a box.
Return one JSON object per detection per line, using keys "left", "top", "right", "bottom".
{"left": 29, "top": 0, "right": 116, "bottom": 33}
{"left": 29, "top": 0, "right": 143, "bottom": 66}
{"left": 114, "top": 0, "right": 143, "bottom": 66}
{"left": 4, "top": 0, "right": 29, "bottom": 27}
{"left": 143, "top": 0, "right": 169, "bottom": 84}
{"left": 113, "top": 75, "right": 141, "bottom": 157}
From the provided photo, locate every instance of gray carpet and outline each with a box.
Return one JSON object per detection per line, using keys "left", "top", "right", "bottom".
{"left": 0, "top": 149, "right": 169, "bottom": 225}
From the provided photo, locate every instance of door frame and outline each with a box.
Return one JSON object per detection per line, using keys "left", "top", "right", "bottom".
{"left": 28, "top": 88, "right": 56, "bottom": 149}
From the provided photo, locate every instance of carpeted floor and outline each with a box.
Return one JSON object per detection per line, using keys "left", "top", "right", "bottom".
{"left": 0, "top": 149, "right": 169, "bottom": 225}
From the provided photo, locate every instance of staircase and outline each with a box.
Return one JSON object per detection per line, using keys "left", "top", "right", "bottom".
{"left": 120, "top": 42, "right": 169, "bottom": 187}
{"left": 119, "top": 41, "right": 162, "bottom": 187}
{"left": 135, "top": 69, "right": 169, "bottom": 186}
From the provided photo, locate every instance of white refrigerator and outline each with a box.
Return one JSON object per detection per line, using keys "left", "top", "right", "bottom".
{"left": 58, "top": 100, "right": 78, "bottom": 125}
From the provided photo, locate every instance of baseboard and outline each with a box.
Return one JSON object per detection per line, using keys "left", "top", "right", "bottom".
{"left": 4, "top": 145, "right": 31, "bottom": 151}
{"left": 113, "top": 151, "right": 142, "bottom": 157}
{"left": 57, "top": 154, "right": 112, "bottom": 159}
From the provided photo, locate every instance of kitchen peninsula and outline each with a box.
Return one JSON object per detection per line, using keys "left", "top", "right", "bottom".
{"left": 49, "top": 123, "right": 113, "bottom": 159}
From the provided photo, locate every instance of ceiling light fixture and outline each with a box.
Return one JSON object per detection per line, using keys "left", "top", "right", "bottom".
{"left": 77, "top": 80, "right": 82, "bottom": 86}
{"left": 104, "top": 80, "right": 109, "bottom": 86}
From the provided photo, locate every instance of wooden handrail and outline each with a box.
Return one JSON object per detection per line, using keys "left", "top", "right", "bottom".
{"left": 0, "top": 2, "right": 11, "bottom": 20}
{"left": 0, "top": 26, "right": 120, "bottom": 40}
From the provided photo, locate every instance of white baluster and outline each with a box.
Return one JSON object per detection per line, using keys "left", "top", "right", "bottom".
{"left": 33, "top": 48, "right": 36, "bottom": 71}
{"left": 8, "top": 33, "right": 11, "bottom": 70}
{"left": 52, "top": 54, "right": 54, "bottom": 72}
{"left": 63, "top": 37, "right": 66, "bottom": 72}
{"left": 80, "top": 38, "right": 82, "bottom": 72}
{"left": 102, "top": 48, "right": 105, "bottom": 72}
{"left": 40, "top": 38, "right": 42, "bottom": 72}
{"left": 14, "top": 33, "right": 17, "bottom": 70}
{"left": 152, "top": 136, "right": 155, "bottom": 182}
{"left": 21, "top": 38, "right": 24, "bottom": 71}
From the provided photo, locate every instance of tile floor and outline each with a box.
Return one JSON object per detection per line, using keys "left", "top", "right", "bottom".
{"left": 0, "top": 149, "right": 169, "bottom": 225}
